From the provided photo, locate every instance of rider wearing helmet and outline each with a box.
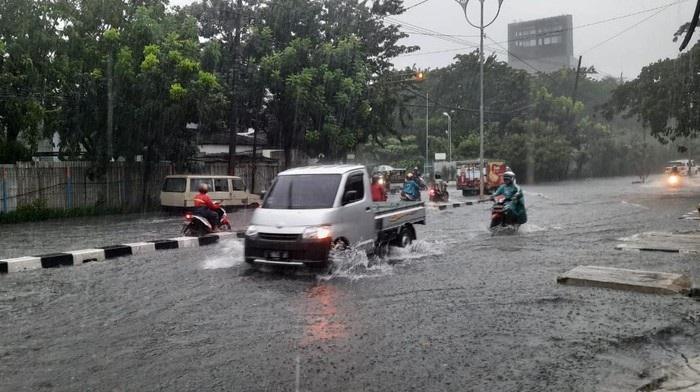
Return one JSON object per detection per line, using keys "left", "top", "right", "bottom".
{"left": 402, "top": 172, "right": 421, "bottom": 201}
{"left": 193, "top": 183, "right": 220, "bottom": 228}
{"left": 492, "top": 171, "right": 527, "bottom": 224}
{"left": 371, "top": 174, "right": 387, "bottom": 202}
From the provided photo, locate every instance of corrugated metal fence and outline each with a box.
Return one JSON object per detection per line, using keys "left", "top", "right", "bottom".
{"left": 0, "top": 161, "right": 280, "bottom": 213}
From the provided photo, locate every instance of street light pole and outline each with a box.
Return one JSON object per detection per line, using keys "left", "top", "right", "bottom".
{"left": 442, "top": 112, "right": 452, "bottom": 162}
{"left": 425, "top": 93, "right": 429, "bottom": 177}
{"left": 453, "top": 0, "right": 503, "bottom": 199}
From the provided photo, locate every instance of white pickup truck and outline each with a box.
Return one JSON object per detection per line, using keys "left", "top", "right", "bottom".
{"left": 244, "top": 165, "right": 426, "bottom": 267}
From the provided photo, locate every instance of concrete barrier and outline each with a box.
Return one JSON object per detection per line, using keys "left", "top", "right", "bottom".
{"left": 0, "top": 231, "right": 244, "bottom": 275}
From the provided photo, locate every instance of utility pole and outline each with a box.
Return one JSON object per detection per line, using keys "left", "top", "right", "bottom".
{"left": 227, "top": 0, "right": 243, "bottom": 176}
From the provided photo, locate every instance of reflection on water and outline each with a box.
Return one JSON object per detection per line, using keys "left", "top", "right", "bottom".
{"left": 300, "top": 284, "right": 347, "bottom": 346}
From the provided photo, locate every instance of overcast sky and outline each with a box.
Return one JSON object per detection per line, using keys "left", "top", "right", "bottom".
{"left": 170, "top": 0, "right": 698, "bottom": 79}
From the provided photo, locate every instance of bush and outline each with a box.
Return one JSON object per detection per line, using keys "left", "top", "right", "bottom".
{"left": 0, "top": 202, "right": 156, "bottom": 224}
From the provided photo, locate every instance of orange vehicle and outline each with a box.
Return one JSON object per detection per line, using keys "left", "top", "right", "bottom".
{"left": 455, "top": 159, "right": 509, "bottom": 196}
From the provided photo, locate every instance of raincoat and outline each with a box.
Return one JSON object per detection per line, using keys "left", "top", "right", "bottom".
{"left": 402, "top": 179, "right": 421, "bottom": 200}
{"left": 492, "top": 181, "right": 527, "bottom": 224}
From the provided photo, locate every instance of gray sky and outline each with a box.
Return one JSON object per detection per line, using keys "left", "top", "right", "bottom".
{"left": 170, "top": 0, "right": 698, "bottom": 79}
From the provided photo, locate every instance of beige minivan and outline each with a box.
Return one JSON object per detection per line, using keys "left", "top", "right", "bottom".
{"left": 160, "top": 174, "right": 261, "bottom": 212}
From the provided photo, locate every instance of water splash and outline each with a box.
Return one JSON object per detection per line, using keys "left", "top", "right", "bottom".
{"left": 318, "top": 240, "right": 445, "bottom": 281}
{"left": 318, "top": 247, "right": 394, "bottom": 281}
{"left": 201, "top": 238, "right": 245, "bottom": 269}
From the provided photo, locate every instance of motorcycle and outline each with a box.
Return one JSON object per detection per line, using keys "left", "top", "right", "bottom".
{"left": 666, "top": 172, "right": 682, "bottom": 188}
{"left": 400, "top": 191, "right": 421, "bottom": 202}
{"left": 182, "top": 204, "right": 232, "bottom": 237}
{"left": 490, "top": 194, "right": 519, "bottom": 233}
{"left": 428, "top": 182, "right": 449, "bottom": 203}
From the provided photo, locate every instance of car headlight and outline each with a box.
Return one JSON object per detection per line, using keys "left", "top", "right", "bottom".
{"left": 302, "top": 225, "right": 332, "bottom": 239}
{"left": 245, "top": 225, "right": 258, "bottom": 237}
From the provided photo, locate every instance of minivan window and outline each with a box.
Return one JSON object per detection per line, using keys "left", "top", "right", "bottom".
{"left": 162, "top": 178, "right": 186, "bottom": 192}
{"left": 233, "top": 178, "right": 246, "bottom": 191}
{"left": 263, "top": 174, "right": 341, "bottom": 209}
{"left": 191, "top": 178, "right": 213, "bottom": 193}
{"left": 214, "top": 178, "right": 229, "bottom": 192}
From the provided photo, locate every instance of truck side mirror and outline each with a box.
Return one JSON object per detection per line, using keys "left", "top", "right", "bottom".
{"left": 342, "top": 190, "right": 358, "bottom": 205}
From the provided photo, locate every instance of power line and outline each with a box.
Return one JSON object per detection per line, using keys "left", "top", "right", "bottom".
{"left": 581, "top": 3, "right": 676, "bottom": 54}
{"left": 493, "top": 0, "right": 689, "bottom": 45}
{"left": 404, "top": 0, "right": 432, "bottom": 11}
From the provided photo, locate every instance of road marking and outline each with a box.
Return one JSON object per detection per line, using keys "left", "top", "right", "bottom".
{"left": 295, "top": 354, "right": 301, "bottom": 392}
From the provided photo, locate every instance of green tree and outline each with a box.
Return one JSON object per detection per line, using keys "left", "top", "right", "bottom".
{"left": 0, "top": 0, "right": 62, "bottom": 162}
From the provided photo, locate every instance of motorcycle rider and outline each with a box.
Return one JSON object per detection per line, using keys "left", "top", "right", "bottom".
{"left": 371, "top": 174, "right": 387, "bottom": 202}
{"left": 402, "top": 172, "right": 421, "bottom": 201}
{"left": 491, "top": 171, "right": 527, "bottom": 224}
{"left": 413, "top": 166, "right": 427, "bottom": 190}
{"left": 193, "top": 183, "right": 220, "bottom": 229}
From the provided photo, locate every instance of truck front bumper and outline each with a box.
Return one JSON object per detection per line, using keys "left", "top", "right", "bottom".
{"left": 244, "top": 236, "right": 333, "bottom": 266}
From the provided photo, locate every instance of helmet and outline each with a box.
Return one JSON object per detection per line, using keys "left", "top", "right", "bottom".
{"left": 198, "top": 183, "right": 209, "bottom": 193}
{"left": 503, "top": 171, "right": 515, "bottom": 182}
{"left": 407, "top": 172, "right": 414, "bottom": 179}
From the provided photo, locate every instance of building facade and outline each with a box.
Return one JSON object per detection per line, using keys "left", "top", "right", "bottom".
{"left": 507, "top": 15, "right": 576, "bottom": 74}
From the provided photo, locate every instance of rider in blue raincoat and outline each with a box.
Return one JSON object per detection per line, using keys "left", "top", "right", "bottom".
{"left": 402, "top": 172, "right": 421, "bottom": 201}
{"left": 492, "top": 171, "right": 527, "bottom": 224}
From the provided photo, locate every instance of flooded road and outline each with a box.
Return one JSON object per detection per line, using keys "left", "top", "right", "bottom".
{"left": 1, "top": 175, "right": 699, "bottom": 391}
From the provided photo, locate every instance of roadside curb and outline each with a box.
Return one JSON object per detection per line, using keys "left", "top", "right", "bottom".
{"left": 0, "top": 231, "right": 245, "bottom": 274}
{"left": 432, "top": 201, "right": 474, "bottom": 210}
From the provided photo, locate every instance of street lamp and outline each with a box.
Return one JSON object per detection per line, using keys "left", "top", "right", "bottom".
{"left": 453, "top": 0, "right": 503, "bottom": 199}
{"left": 442, "top": 112, "right": 452, "bottom": 162}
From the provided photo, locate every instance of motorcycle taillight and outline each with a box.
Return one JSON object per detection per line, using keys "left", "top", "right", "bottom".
{"left": 429, "top": 189, "right": 435, "bottom": 195}
{"left": 185, "top": 212, "right": 193, "bottom": 220}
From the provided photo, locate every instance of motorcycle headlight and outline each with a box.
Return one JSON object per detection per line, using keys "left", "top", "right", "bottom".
{"left": 302, "top": 225, "right": 333, "bottom": 239}
{"left": 245, "top": 225, "right": 258, "bottom": 237}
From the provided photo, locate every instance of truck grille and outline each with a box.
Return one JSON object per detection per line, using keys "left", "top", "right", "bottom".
{"left": 258, "top": 233, "right": 300, "bottom": 241}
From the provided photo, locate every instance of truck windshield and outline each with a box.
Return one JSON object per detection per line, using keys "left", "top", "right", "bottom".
{"left": 263, "top": 174, "right": 342, "bottom": 209}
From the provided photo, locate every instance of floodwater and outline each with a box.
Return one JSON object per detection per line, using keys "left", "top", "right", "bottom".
{"left": 1, "top": 175, "right": 699, "bottom": 391}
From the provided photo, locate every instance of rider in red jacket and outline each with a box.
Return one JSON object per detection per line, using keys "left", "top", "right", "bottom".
{"left": 194, "top": 183, "right": 220, "bottom": 228}
{"left": 371, "top": 175, "right": 387, "bottom": 202}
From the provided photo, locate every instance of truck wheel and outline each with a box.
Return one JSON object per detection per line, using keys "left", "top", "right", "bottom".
{"left": 398, "top": 229, "right": 412, "bottom": 248}
{"left": 332, "top": 239, "right": 348, "bottom": 251}
{"left": 462, "top": 189, "right": 469, "bottom": 197}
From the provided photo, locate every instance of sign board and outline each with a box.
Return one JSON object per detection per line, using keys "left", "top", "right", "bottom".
{"left": 434, "top": 153, "right": 446, "bottom": 161}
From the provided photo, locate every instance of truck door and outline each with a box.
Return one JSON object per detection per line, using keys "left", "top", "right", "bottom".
{"left": 339, "top": 171, "right": 375, "bottom": 251}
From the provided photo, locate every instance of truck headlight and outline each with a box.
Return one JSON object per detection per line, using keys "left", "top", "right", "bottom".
{"left": 245, "top": 225, "right": 258, "bottom": 237}
{"left": 302, "top": 225, "right": 332, "bottom": 239}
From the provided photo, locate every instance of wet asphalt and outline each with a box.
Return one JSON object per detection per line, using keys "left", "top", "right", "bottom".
{"left": 1, "top": 175, "right": 700, "bottom": 391}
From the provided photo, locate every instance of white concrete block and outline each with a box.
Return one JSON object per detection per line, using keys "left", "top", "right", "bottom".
{"left": 1, "top": 256, "right": 42, "bottom": 273}
{"left": 124, "top": 242, "right": 156, "bottom": 255}
{"left": 171, "top": 237, "right": 199, "bottom": 248}
{"left": 66, "top": 249, "right": 105, "bottom": 265}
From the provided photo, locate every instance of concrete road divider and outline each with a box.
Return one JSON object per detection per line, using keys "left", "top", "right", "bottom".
{"left": 434, "top": 201, "right": 474, "bottom": 210}
{"left": 0, "top": 231, "right": 242, "bottom": 275}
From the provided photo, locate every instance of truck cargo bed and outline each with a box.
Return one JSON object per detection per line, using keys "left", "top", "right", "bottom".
{"left": 373, "top": 201, "right": 426, "bottom": 232}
